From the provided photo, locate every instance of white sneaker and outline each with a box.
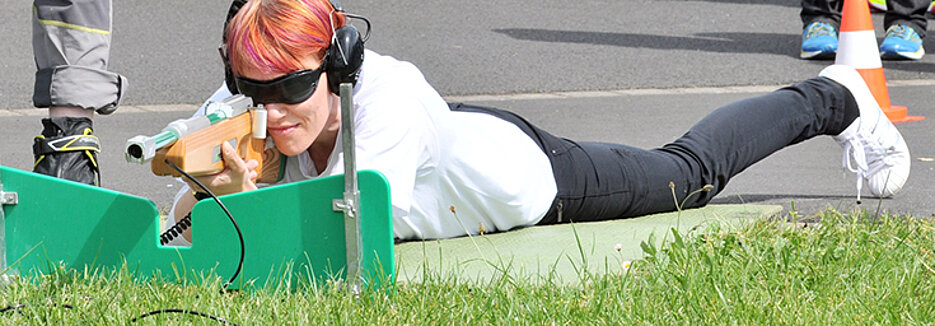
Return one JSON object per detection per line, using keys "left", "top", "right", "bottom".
{"left": 819, "top": 65, "right": 910, "bottom": 200}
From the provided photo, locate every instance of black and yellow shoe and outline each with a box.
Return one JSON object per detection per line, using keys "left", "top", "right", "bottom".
{"left": 32, "top": 117, "right": 102, "bottom": 186}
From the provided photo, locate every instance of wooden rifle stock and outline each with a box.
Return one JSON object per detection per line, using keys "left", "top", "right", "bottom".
{"left": 151, "top": 110, "right": 281, "bottom": 183}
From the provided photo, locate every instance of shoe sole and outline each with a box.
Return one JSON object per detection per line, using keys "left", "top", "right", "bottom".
{"left": 880, "top": 48, "right": 925, "bottom": 60}
{"left": 820, "top": 65, "right": 911, "bottom": 197}
{"left": 800, "top": 50, "right": 836, "bottom": 60}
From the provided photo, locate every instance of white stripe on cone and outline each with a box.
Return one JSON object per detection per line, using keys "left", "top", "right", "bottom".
{"left": 836, "top": 30, "right": 883, "bottom": 69}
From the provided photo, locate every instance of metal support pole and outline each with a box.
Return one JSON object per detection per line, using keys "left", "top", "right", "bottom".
{"left": 332, "top": 83, "right": 362, "bottom": 293}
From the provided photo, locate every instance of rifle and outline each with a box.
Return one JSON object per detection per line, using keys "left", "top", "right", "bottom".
{"left": 125, "top": 94, "right": 281, "bottom": 183}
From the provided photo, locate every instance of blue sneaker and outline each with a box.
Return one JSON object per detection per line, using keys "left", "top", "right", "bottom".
{"left": 801, "top": 22, "right": 838, "bottom": 60}
{"left": 880, "top": 25, "right": 924, "bottom": 60}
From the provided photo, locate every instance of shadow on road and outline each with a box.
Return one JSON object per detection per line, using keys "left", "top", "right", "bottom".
{"left": 660, "top": 0, "right": 799, "bottom": 7}
{"left": 495, "top": 28, "right": 935, "bottom": 74}
{"left": 882, "top": 60, "right": 935, "bottom": 74}
{"left": 495, "top": 28, "right": 799, "bottom": 57}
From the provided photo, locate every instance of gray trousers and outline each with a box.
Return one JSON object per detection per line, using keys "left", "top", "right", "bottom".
{"left": 33, "top": 0, "right": 126, "bottom": 114}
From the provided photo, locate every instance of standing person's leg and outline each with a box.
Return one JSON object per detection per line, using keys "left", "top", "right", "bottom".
{"left": 800, "top": 0, "right": 842, "bottom": 59}
{"left": 880, "top": 0, "right": 928, "bottom": 60}
{"left": 884, "top": 0, "right": 928, "bottom": 38}
{"left": 32, "top": 0, "right": 127, "bottom": 185}
{"left": 538, "top": 65, "right": 909, "bottom": 224}
{"left": 801, "top": 0, "right": 842, "bottom": 29}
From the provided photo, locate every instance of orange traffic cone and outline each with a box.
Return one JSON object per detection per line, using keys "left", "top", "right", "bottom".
{"left": 836, "top": 0, "right": 924, "bottom": 123}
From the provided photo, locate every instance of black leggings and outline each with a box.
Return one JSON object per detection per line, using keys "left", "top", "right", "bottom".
{"left": 449, "top": 76, "right": 858, "bottom": 224}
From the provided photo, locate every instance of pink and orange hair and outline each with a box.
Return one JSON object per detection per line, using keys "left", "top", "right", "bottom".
{"left": 226, "top": 0, "right": 346, "bottom": 75}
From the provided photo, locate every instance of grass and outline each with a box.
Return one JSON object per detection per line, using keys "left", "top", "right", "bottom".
{"left": 1, "top": 208, "right": 934, "bottom": 324}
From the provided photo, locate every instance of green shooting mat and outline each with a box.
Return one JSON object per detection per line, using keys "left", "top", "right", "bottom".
{"left": 394, "top": 204, "right": 782, "bottom": 284}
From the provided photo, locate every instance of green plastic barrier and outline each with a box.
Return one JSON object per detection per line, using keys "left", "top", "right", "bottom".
{"left": 0, "top": 165, "right": 394, "bottom": 289}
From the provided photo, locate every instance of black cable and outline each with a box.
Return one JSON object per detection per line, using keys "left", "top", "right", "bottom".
{"left": 0, "top": 303, "right": 73, "bottom": 314}
{"left": 160, "top": 213, "right": 192, "bottom": 246}
{"left": 164, "top": 160, "right": 245, "bottom": 289}
{"left": 129, "top": 160, "right": 247, "bottom": 324}
{"left": 130, "top": 308, "right": 240, "bottom": 325}
{"left": 0, "top": 301, "right": 237, "bottom": 325}
{"left": 0, "top": 304, "right": 25, "bottom": 313}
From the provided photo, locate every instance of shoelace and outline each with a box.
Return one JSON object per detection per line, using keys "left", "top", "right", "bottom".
{"left": 886, "top": 25, "right": 919, "bottom": 41}
{"left": 839, "top": 130, "right": 895, "bottom": 202}
{"left": 806, "top": 23, "right": 835, "bottom": 39}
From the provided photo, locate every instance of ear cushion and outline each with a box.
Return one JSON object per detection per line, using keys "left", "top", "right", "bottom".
{"left": 326, "top": 25, "right": 365, "bottom": 94}
{"left": 223, "top": 59, "right": 239, "bottom": 95}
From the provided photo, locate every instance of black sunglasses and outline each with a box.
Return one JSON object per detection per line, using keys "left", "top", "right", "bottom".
{"left": 234, "top": 60, "right": 327, "bottom": 105}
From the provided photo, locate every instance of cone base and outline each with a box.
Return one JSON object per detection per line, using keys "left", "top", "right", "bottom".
{"left": 884, "top": 105, "right": 926, "bottom": 123}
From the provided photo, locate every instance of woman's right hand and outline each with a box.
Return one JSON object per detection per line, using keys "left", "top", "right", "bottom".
{"left": 185, "top": 141, "right": 260, "bottom": 196}
{"left": 171, "top": 141, "right": 259, "bottom": 245}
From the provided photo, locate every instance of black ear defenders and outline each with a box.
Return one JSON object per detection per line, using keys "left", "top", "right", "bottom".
{"left": 220, "top": 0, "right": 248, "bottom": 96}
{"left": 220, "top": 0, "right": 371, "bottom": 98}
{"left": 324, "top": 7, "right": 366, "bottom": 94}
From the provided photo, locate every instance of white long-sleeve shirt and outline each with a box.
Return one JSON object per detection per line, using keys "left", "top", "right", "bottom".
{"left": 167, "top": 50, "right": 556, "bottom": 243}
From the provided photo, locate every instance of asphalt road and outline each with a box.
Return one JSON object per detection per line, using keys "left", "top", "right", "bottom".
{"left": 1, "top": 0, "right": 934, "bottom": 218}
